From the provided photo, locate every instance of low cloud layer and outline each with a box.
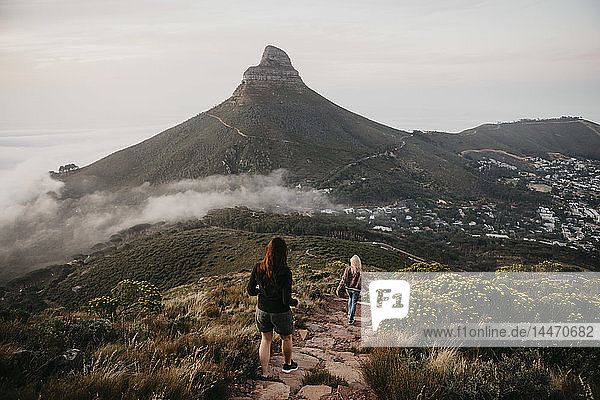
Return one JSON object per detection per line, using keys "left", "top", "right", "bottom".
{"left": 0, "top": 169, "right": 335, "bottom": 283}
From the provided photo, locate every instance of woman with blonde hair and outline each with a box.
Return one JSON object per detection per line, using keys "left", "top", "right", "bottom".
{"left": 336, "top": 255, "right": 362, "bottom": 324}
{"left": 247, "top": 237, "right": 298, "bottom": 377}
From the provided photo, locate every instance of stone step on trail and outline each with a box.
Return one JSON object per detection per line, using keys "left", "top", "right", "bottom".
{"left": 252, "top": 381, "right": 290, "bottom": 400}
{"left": 296, "top": 384, "right": 331, "bottom": 400}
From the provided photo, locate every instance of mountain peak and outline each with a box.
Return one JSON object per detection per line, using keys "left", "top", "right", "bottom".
{"left": 241, "top": 45, "right": 303, "bottom": 85}
{"left": 259, "top": 45, "right": 294, "bottom": 68}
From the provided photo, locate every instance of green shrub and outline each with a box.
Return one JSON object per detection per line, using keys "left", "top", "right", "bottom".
{"left": 87, "top": 296, "right": 118, "bottom": 319}
{"left": 361, "top": 348, "right": 439, "bottom": 400}
{"left": 39, "top": 317, "right": 117, "bottom": 349}
{"left": 478, "top": 350, "right": 551, "bottom": 399}
{"left": 302, "top": 367, "right": 347, "bottom": 388}
{"left": 326, "top": 260, "right": 348, "bottom": 274}
{"left": 297, "top": 263, "right": 312, "bottom": 271}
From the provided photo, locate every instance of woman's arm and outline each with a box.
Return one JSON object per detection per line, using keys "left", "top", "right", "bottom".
{"left": 247, "top": 265, "right": 259, "bottom": 296}
{"left": 281, "top": 270, "right": 298, "bottom": 307}
{"left": 336, "top": 267, "right": 349, "bottom": 295}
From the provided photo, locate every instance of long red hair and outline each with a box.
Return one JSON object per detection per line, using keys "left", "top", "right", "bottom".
{"left": 257, "top": 237, "right": 288, "bottom": 286}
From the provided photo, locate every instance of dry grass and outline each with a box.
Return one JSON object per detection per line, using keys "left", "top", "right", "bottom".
{"left": 1, "top": 277, "right": 263, "bottom": 399}
{"left": 302, "top": 366, "right": 348, "bottom": 388}
{"left": 0, "top": 264, "right": 342, "bottom": 399}
{"left": 36, "top": 356, "right": 230, "bottom": 400}
{"left": 426, "top": 347, "right": 470, "bottom": 377}
{"left": 163, "top": 291, "right": 214, "bottom": 320}
{"left": 361, "top": 347, "right": 600, "bottom": 400}
{"left": 361, "top": 348, "right": 441, "bottom": 400}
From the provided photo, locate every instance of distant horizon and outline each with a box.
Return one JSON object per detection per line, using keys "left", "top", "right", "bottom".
{"left": 0, "top": 90, "right": 598, "bottom": 174}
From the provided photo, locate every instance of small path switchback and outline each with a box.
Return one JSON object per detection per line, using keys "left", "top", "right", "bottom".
{"left": 208, "top": 113, "right": 249, "bottom": 138}
{"left": 361, "top": 241, "right": 425, "bottom": 263}
{"left": 207, "top": 113, "right": 298, "bottom": 144}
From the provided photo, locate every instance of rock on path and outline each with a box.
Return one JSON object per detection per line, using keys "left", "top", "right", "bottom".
{"left": 296, "top": 385, "right": 331, "bottom": 399}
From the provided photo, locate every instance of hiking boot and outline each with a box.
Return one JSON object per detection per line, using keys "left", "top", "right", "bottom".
{"left": 282, "top": 360, "right": 298, "bottom": 373}
{"left": 349, "top": 319, "right": 355, "bottom": 325}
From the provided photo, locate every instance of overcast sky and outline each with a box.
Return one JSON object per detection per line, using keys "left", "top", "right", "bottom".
{"left": 1, "top": 0, "right": 599, "bottom": 173}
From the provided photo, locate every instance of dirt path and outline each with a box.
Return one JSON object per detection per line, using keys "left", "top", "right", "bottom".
{"left": 582, "top": 120, "right": 600, "bottom": 137}
{"left": 233, "top": 297, "right": 375, "bottom": 400}
{"left": 208, "top": 113, "right": 250, "bottom": 138}
{"left": 207, "top": 113, "right": 298, "bottom": 144}
{"left": 459, "top": 148, "right": 528, "bottom": 161}
{"left": 361, "top": 241, "right": 425, "bottom": 262}
{"left": 321, "top": 142, "right": 405, "bottom": 185}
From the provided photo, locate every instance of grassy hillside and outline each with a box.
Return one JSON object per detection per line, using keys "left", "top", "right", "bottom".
{"left": 427, "top": 117, "right": 600, "bottom": 160}
{"left": 59, "top": 83, "right": 407, "bottom": 198}
{"left": 1, "top": 205, "right": 599, "bottom": 398}
{"left": 0, "top": 259, "right": 346, "bottom": 399}
{"left": 41, "top": 225, "right": 412, "bottom": 309}
{"left": 202, "top": 208, "right": 600, "bottom": 272}
{"left": 6, "top": 207, "right": 597, "bottom": 314}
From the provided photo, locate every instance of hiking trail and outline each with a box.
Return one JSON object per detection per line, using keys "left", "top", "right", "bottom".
{"left": 207, "top": 113, "right": 298, "bottom": 144}
{"left": 232, "top": 296, "right": 375, "bottom": 400}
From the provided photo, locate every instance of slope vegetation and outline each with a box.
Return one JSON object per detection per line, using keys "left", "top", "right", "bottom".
{"left": 428, "top": 117, "right": 600, "bottom": 159}
{"left": 42, "top": 225, "right": 412, "bottom": 309}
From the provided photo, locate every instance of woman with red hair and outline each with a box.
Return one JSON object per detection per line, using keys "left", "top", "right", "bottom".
{"left": 248, "top": 237, "right": 298, "bottom": 377}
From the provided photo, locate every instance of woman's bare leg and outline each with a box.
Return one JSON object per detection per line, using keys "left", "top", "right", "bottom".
{"left": 281, "top": 334, "right": 293, "bottom": 364}
{"left": 259, "top": 331, "right": 273, "bottom": 375}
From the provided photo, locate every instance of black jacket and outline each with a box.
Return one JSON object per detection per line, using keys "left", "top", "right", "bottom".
{"left": 247, "top": 263, "right": 298, "bottom": 313}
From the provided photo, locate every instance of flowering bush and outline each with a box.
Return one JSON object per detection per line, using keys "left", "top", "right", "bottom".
{"left": 297, "top": 263, "right": 312, "bottom": 271}
{"left": 399, "top": 261, "right": 449, "bottom": 272}
{"left": 88, "top": 280, "right": 163, "bottom": 319}
{"left": 498, "top": 260, "right": 566, "bottom": 272}
{"left": 326, "top": 260, "right": 348, "bottom": 274}
{"left": 374, "top": 261, "right": 600, "bottom": 335}
{"left": 87, "top": 296, "right": 119, "bottom": 319}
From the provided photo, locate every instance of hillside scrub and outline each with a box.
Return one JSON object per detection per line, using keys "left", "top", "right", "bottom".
{"left": 360, "top": 260, "right": 600, "bottom": 399}
{"left": 0, "top": 257, "right": 342, "bottom": 399}
{"left": 9, "top": 209, "right": 596, "bottom": 318}
{"left": 361, "top": 347, "right": 599, "bottom": 399}
{"left": 1, "top": 288, "right": 255, "bottom": 399}
{"left": 38, "top": 226, "right": 411, "bottom": 310}
{"left": 88, "top": 280, "right": 163, "bottom": 319}
{"left": 201, "top": 208, "right": 599, "bottom": 272}
{"left": 2, "top": 258, "right": 599, "bottom": 398}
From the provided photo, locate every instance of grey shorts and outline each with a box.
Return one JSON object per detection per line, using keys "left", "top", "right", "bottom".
{"left": 255, "top": 308, "right": 294, "bottom": 336}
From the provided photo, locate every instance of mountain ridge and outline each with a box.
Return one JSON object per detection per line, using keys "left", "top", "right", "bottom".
{"left": 58, "top": 46, "right": 597, "bottom": 203}
{"left": 426, "top": 117, "right": 600, "bottom": 160}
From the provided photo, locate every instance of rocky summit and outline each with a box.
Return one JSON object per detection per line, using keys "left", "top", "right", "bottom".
{"left": 241, "top": 45, "right": 303, "bottom": 85}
